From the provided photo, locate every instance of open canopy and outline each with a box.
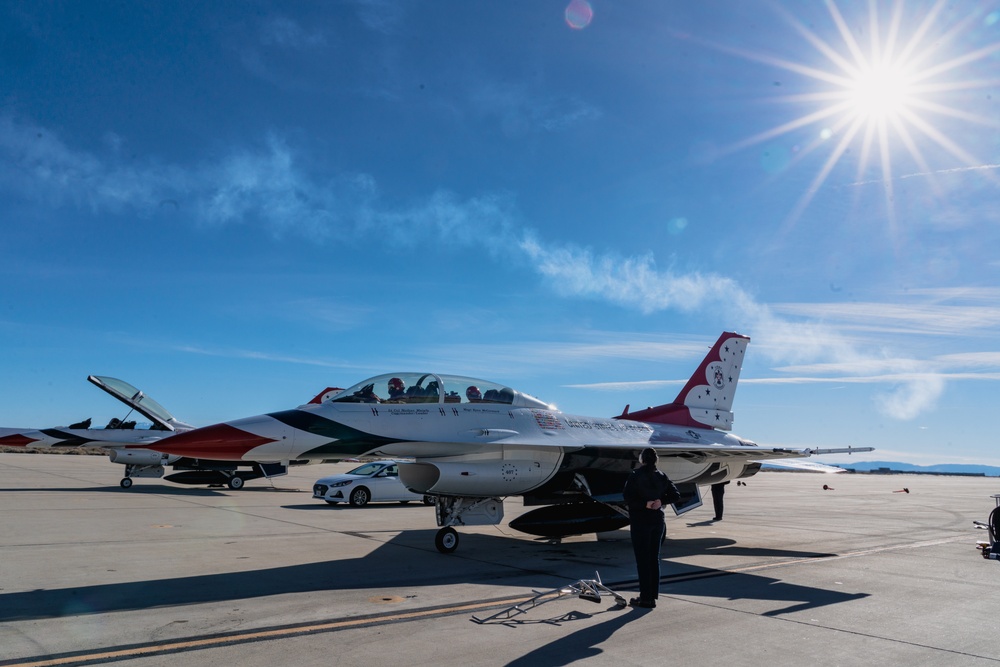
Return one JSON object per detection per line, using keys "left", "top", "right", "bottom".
{"left": 329, "top": 372, "right": 552, "bottom": 409}
{"left": 87, "top": 375, "right": 181, "bottom": 431}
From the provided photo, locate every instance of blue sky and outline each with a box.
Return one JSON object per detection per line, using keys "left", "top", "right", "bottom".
{"left": 2, "top": 1, "right": 1000, "bottom": 466}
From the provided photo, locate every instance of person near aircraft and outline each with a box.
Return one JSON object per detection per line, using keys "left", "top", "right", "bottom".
{"left": 466, "top": 386, "right": 482, "bottom": 402}
{"left": 623, "top": 447, "right": 679, "bottom": 609}
{"left": 387, "top": 377, "right": 406, "bottom": 401}
{"left": 711, "top": 481, "right": 729, "bottom": 521}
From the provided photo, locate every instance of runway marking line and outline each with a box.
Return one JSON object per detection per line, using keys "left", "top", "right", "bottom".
{"left": 1, "top": 534, "right": 970, "bottom": 667}
{"left": 0, "top": 595, "right": 536, "bottom": 667}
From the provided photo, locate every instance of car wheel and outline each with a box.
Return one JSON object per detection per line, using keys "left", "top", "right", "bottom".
{"left": 435, "top": 527, "right": 459, "bottom": 553}
{"left": 227, "top": 476, "right": 245, "bottom": 490}
{"left": 349, "top": 487, "right": 370, "bottom": 507}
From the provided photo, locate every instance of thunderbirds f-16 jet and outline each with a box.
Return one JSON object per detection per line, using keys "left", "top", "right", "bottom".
{"left": 0, "top": 375, "right": 323, "bottom": 489}
{"left": 136, "top": 331, "right": 871, "bottom": 552}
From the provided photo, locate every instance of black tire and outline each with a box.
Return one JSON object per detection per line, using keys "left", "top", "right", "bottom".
{"left": 349, "top": 486, "right": 371, "bottom": 507}
{"left": 422, "top": 495, "right": 436, "bottom": 506}
{"left": 227, "top": 476, "right": 245, "bottom": 490}
{"left": 120, "top": 478, "right": 133, "bottom": 489}
{"left": 435, "top": 527, "right": 459, "bottom": 553}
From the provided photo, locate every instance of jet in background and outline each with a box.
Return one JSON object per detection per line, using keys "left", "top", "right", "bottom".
{"left": 0, "top": 376, "right": 331, "bottom": 489}
{"left": 138, "top": 331, "right": 872, "bottom": 551}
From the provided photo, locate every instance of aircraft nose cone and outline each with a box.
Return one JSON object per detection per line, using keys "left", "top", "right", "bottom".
{"left": 150, "top": 422, "right": 280, "bottom": 460}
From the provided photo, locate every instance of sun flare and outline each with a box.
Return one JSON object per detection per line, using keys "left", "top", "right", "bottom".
{"left": 847, "top": 62, "right": 916, "bottom": 122}
{"left": 713, "top": 0, "right": 1000, "bottom": 232}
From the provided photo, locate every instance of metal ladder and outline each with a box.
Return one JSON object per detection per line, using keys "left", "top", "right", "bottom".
{"left": 472, "top": 571, "right": 626, "bottom": 624}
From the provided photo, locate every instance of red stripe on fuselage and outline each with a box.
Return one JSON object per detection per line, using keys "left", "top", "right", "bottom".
{"left": 0, "top": 434, "right": 39, "bottom": 447}
{"left": 147, "top": 423, "right": 276, "bottom": 459}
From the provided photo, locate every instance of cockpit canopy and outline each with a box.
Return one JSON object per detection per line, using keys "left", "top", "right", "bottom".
{"left": 329, "top": 373, "right": 552, "bottom": 409}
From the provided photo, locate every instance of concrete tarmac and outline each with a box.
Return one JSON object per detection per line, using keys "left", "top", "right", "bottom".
{"left": 1, "top": 452, "right": 998, "bottom": 666}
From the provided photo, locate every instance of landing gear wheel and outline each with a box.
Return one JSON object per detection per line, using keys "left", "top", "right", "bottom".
{"left": 120, "top": 477, "right": 133, "bottom": 489}
{"left": 349, "top": 487, "right": 370, "bottom": 507}
{"left": 227, "top": 476, "right": 245, "bottom": 490}
{"left": 435, "top": 527, "right": 459, "bottom": 553}
{"left": 422, "top": 495, "right": 435, "bottom": 506}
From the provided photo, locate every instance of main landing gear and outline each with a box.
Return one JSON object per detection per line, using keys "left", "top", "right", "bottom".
{"left": 432, "top": 496, "right": 504, "bottom": 554}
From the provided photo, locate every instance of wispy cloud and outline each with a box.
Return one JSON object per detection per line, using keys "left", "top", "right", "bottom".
{"left": 172, "top": 343, "right": 363, "bottom": 371}
{"left": 470, "top": 82, "right": 602, "bottom": 136}
{"left": 350, "top": 0, "right": 407, "bottom": 35}
{"left": 3, "top": 115, "right": 996, "bottom": 422}
{"left": 258, "top": 15, "right": 329, "bottom": 49}
{"left": 519, "top": 237, "right": 753, "bottom": 316}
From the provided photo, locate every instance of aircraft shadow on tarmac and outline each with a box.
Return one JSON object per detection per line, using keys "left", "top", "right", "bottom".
{"left": 663, "top": 567, "right": 869, "bottom": 617}
{"left": 669, "top": 536, "right": 837, "bottom": 560}
{"left": 0, "top": 532, "right": 865, "bottom": 623}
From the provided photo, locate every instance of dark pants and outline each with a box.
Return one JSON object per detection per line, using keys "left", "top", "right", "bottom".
{"left": 712, "top": 483, "right": 726, "bottom": 519}
{"left": 630, "top": 519, "right": 665, "bottom": 601}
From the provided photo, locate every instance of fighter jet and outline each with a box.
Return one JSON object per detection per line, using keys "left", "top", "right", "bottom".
{"left": 0, "top": 375, "right": 319, "bottom": 489}
{"left": 136, "top": 331, "right": 871, "bottom": 552}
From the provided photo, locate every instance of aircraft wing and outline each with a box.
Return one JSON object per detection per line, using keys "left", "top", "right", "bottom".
{"left": 762, "top": 459, "right": 849, "bottom": 473}
{"left": 647, "top": 444, "right": 873, "bottom": 463}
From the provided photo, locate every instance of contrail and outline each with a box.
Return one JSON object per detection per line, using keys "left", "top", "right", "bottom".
{"left": 847, "top": 163, "right": 1000, "bottom": 186}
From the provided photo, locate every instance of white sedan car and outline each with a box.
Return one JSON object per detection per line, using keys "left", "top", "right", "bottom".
{"left": 313, "top": 460, "right": 434, "bottom": 507}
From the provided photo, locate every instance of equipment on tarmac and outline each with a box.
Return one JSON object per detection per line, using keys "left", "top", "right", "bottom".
{"left": 472, "top": 571, "right": 626, "bottom": 624}
{"left": 973, "top": 494, "right": 1000, "bottom": 560}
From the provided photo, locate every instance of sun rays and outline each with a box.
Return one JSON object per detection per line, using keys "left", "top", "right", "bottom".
{"left": 711, "top": 0, "right": 1000, "bottom": 234}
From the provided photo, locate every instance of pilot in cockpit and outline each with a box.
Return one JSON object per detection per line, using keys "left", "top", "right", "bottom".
{"left": 466, "top": 386, "right": 482, "bottom": 402}
{"left": 387, "top": 377, "right": 406, "bottom": 402}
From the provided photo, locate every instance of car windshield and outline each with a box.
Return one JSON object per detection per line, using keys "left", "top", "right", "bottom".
{"left": 347, "top": 463, "right": 386, "bottom": 476}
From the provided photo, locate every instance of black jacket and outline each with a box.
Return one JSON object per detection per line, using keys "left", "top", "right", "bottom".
{"left": 623, "top": 465, "right": 679, "bottom": 525}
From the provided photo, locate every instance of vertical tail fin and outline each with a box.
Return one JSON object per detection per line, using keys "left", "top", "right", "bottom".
{"left": 618, "top": 331, "right": 750, "bottom": 431}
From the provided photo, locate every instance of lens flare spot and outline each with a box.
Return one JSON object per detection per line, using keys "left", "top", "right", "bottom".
{"left": 666, "top": 217, "right": 689, "bottom": 235}
{"left": 565, "top": 0, "right": 593, "bottom": 30}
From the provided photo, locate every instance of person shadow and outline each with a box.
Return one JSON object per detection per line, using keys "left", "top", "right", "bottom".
{"left": 502, "top": 605, "right": 644, "bottom": 666}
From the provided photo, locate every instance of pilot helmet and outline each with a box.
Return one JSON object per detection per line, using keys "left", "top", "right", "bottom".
{"left": 388, "top": 377, "right": 405, "bottom": 394}
{"left": 466, "top": 386, "right": 482, "bottom": 401}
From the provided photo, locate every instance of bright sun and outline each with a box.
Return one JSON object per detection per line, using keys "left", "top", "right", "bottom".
{"left": 714, "top": 0, "right": 1000, "bottom": 231}
{"left": 848, "top": 62, "right": 916, "bottom": 121}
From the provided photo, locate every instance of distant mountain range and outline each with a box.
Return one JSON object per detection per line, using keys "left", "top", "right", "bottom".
{"left": 819, "top": 461, "right": 1000, "bottom": 477}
